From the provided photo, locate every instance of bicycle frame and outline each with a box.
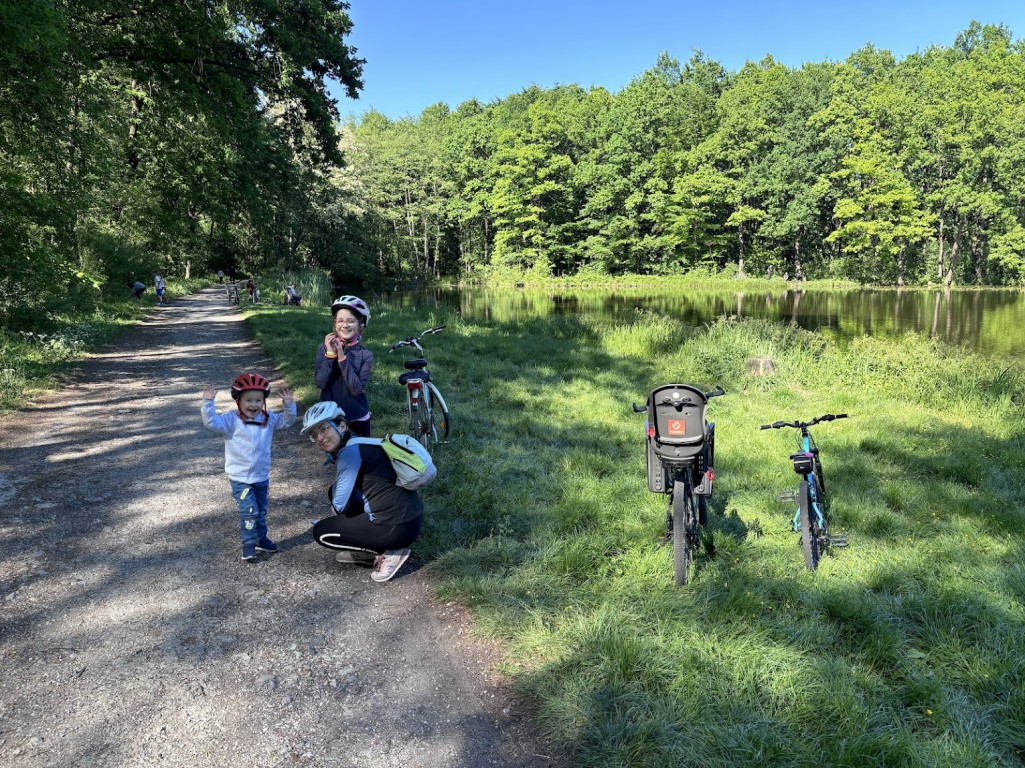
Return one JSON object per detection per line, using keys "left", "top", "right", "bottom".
{"left": 792, "top": 429, "right": 826, "bottom": 535}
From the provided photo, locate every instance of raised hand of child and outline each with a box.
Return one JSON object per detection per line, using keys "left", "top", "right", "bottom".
{"left": 323, "top": 333, "right": 337, "bottom": 353}
{"left": 278, "top": 387, "right": 295, "bottom": 406}
{"left": 202, "top": 384, "right": 217, "bottom": 400}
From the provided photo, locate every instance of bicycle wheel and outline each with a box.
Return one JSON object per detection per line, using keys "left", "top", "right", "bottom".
{"left": 672, "top": 476, "right": 696, "bottom": 586}
{"left": 416, "top": 386, "right": 435, "bottom": 448}
{"left": 798, "top": 479, "right": 820, "bottom": 571}
{"left": 406, "top": 389, "right": 420, "bottom": 437}
{"left": 426, "top": 381, "right": 451, "bottom": 441}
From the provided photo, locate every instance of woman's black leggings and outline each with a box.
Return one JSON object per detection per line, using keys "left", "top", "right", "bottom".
{"left": 312, "top": 513, "right": 422, "bottom": 554}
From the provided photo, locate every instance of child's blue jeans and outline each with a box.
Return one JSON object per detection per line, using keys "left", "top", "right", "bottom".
{"left": 229, "top": 479, "right": 269, "bottom": 549}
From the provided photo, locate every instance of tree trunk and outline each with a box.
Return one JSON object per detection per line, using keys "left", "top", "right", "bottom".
{"left": 936, "top": 217, "right": 945, "bottom": 280}
{"left": 127, "top": 80, "right": 141, "bottom": 172}
{"left": 483, "top": 218, "right": 490, "bottom": 266}
{"left": 896, "top": 245, "right": 906, "bottom": 288}
{"left": 971, "top": 233, "right": 984, "bottom": 284}
{"left": 736, "top": 227, "right": 746, "bottom": 278}
{"left": 945, "top": 234, "right": 958, "bottom": 289}
{"left": 422, "top": 223, "right": 429, "bottom": 277}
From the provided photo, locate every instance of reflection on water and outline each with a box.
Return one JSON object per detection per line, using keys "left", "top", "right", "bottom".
{"left": 381, "top": 286, "right": 1025, "bottom": 361}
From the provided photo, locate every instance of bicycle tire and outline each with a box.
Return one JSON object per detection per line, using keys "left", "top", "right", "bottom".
{"left": 406, "top": 389, "right": 419, "bottom": 437}
{"left": 416, "top": 387, "right": 435, "bottom": 448}
{"left": 697, "top": 493, "right": 708, "bottom": 527}
{"left": 426, "top": 381, "right": 451, "bottom": 441}
{"left": 798, "top": 479, "right": 820, "bottom": 571}
{"left": 672, "top": 477, "right": 695, "bottom": 586}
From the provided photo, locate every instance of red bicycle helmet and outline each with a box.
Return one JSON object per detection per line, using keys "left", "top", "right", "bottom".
{"left": 330, "top": 295, "right": 370, "bottom": 326}
{"left": 230, "top": 372, "right": 271, "bottom": 400}
{"left": 230, "top": 372, "right": 271, "bottom": 425}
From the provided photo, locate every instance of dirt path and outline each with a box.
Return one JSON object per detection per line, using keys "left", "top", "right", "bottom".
{"left": 0, "top": 288, "right": 556, "bottom": 768}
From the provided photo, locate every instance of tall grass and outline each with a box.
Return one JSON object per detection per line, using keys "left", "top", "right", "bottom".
{"left": 0, "top": 276, "right": 211, "bottom": 410}
{"left": 247, "top": 303, "right": 1025, "bottom": 768}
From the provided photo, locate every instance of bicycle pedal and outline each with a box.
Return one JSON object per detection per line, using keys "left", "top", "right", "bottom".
{"left": 828, "top": 534, "right": 849, "bottom": 547}
{"left": 779, "top": 491, "right": 799, "bottom": 502}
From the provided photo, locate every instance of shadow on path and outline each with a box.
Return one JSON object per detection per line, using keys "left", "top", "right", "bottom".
{"left": 0, "top": 288, "right": 556, "bottom": 768}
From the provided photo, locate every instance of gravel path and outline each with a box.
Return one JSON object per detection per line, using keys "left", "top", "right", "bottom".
{"left": 0, "top": 288, "right": 558, "bottom": 768}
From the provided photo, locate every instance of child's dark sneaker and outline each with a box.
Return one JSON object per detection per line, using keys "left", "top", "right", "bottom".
{"left": 241, "top": 546, "right": 257, "bottom": 561}
{"left": 335, "top": 549, "right": 376, "bottom": 565}
{"left": 256, "top": 538, "right": 279, "bottom": 553}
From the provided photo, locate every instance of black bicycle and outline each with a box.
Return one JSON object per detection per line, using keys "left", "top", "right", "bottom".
{"left": 760, "top": 413, "right": 848, "bottom": 570}
{"left": 633, "top": 384, "right": 724, "bottom": 586}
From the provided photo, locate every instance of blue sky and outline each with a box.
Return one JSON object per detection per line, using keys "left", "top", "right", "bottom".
{"left": 329, "top": 0, "right": 1025, "bottom": 121}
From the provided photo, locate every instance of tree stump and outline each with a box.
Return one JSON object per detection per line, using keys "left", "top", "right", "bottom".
{"left": 746, "top": 356, "right": 776, "bottom": 376}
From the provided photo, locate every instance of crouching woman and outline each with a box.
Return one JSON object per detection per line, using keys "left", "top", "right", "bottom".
{"left": 301, "top": 401, "right": 422, "bottom": 583}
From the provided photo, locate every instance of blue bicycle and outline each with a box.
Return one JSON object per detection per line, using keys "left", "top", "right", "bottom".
{"left": 760, "top": 413, "right": 848, "bottom": 570}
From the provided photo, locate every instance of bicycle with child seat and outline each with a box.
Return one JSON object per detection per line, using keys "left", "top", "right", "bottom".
{"left": 390, "top": 325, "right": 451, "bottom": 448}
{"left": 760, "top": 413, "right": 849, "bottom": 571}
{"left": 633, "top": 384, "right": 725, "bottom": 586}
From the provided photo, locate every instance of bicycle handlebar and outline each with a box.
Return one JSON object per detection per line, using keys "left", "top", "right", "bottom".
{"left": 389, "top": 325, "right": 446, "bottom": 353}
{"left": 759, "top": 413, "right": 849, "bottom": 430}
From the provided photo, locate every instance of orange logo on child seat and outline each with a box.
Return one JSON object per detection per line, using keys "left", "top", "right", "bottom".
{"left": 667, "top": 419, "right": 685, "bottom": 436}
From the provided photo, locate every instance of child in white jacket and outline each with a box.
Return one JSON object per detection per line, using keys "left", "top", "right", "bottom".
{"left": 201, "top": 372, "right": 296, "bottom": 561}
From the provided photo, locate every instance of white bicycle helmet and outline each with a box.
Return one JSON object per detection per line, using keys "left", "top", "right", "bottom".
{"left": 301, "top": 401, "right": 347, "bottom": 434}
{"left": 331, "top": 294, "right": 370, "bottom": 325}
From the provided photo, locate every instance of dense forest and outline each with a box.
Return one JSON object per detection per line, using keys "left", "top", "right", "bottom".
{"left": 343, "top": 22, "right": 1025, "bottom": 290}
{"left": 3, "top": 7, "right": 1024, "bottom": 333}
{"left": 0, "top": 0, "right": 363, "bottom": 329}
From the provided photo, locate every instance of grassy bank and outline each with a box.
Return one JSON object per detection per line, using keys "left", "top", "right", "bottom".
{"left": 0, "top": 277, "right": 211, "bottom": 410}
{"left": 247, "top": 300, "right": 1025, "bottom": 767}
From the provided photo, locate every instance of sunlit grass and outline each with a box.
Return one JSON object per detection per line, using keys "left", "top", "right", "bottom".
{"left": 248, "top": 301, "right": 1025, "bottom": 767}
{"left": 0, "top": 277, "right": 212, "bottom": 410}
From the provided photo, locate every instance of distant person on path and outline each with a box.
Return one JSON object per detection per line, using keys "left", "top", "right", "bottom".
{"left": 129, "top": 279, "right": 146, "bottom": 299}
{"left": 301, "top": 402, "right": 421, "bottom": 583}
{"left": 315, "top": 295, "right": 374, "bottom": 437}
{"left": 153, "top": 271, "right": 166, "bottom": 305}
{"left": 228, "top": 265, "right": 236, "bottom": 282}
{"left": 217, "top": 269, "right": 225, "bottom": 283}
{"left": 201, "top": 373, "right": 296, "bottom": 561}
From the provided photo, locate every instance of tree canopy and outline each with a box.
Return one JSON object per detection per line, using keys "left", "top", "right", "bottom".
{"left": 0, "top": 0, "right": 362, "bottom": 328}
{"left": 4, "top": 14, "right": 1025, "bottom": 334}
{"left": 338, "top": 22, "right": 1025, "bottom": 288}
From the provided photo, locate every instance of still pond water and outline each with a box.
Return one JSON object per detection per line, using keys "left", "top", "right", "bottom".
{"left": 387, "top": 286, "right": 1025, "bottom": 362}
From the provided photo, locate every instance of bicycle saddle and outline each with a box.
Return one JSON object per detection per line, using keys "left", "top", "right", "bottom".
{"left": 403, "top": 359, "right": 428, "bottom": 371}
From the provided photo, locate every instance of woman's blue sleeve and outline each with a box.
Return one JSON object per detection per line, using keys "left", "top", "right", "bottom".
{"left": 331, "top": 443, "right": 363, "bottom": 512}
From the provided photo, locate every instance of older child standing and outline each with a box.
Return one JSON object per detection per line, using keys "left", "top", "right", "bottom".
{"left": 201, "top": 373, "right": 296, "bottom": 561}
{"left": 314, "top": 295, "right": 374, "bottom": 436}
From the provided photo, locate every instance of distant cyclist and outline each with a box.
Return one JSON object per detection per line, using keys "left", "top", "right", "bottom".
{"left": 314, "top": 295, "right": 373, "bottom": 437}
